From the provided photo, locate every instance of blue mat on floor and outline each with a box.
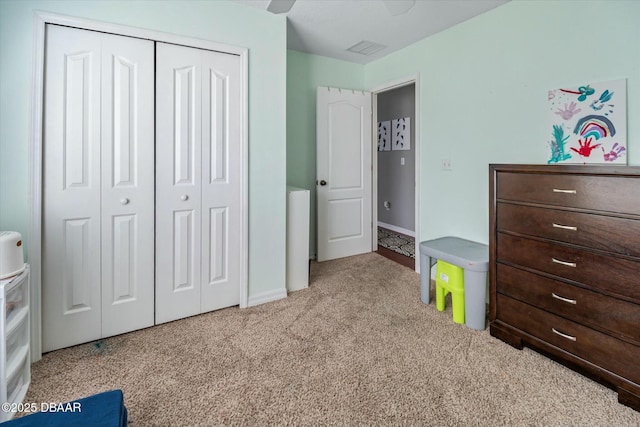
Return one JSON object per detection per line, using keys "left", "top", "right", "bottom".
{"left": 1, "top": 389, "right": 127, "bottom": 427}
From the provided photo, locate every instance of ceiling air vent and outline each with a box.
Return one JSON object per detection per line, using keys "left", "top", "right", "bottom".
{"left": 346, "top": 40, "right": 387, "bottom": 56}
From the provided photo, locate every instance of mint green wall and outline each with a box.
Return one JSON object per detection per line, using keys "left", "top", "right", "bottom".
{"left": 286, "top": 50, "right": 365, "bottom": 257}
{"left": 0, "top": 0, "right": 287, "bottom": 298}
{"left": 365, "top": 0, "right": 640, "bottom": 245}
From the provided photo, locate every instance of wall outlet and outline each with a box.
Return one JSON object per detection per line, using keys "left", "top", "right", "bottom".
{"left": 441, "top": 158, "right": 452, "bottom": 170}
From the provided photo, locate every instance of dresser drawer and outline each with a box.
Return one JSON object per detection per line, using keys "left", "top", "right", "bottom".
{"left": 497, "top": 264, "right": 640, "bottom": 343}
{"left": 496, "top": 172, "right": 640, "bottom": 214}
{"left": 497, "top": 203, "right": 640, "bottom": 257}
{"left": 497, "top": 233, "right": 640, "bottom": 301}
{"left": 497, "top": 294, "right": 640, "bottom": 385}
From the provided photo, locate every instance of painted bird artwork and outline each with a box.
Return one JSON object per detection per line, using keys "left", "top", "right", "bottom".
{"left": 590, "top": 89, "right": 615, "bottom": 115}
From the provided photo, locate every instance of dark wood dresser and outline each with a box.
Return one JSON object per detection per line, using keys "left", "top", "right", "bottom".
{"left": 489, "top": 164, "right": 640, "bottom": 412}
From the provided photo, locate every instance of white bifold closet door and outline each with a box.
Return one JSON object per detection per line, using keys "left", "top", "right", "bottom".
{"left": 155, "top": 43, "right": 242, "bottom": 324}
{"left": 42, "top": 25, "right": 154, "bottom": 352}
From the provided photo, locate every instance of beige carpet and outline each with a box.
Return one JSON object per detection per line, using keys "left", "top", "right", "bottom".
{"left": 23, "top": 253, "right": 640, "bottom": 426}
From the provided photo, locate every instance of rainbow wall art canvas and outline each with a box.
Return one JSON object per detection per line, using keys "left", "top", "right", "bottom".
{"left": 548, "top": 79, "right": 627, "bottom": 164}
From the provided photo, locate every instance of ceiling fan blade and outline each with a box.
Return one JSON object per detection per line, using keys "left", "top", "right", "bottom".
{"left": 266, "top": 0, "right": 296, "bottom": 14}
{"left": 383, "top": 0, "right": 416, "bottom": 16}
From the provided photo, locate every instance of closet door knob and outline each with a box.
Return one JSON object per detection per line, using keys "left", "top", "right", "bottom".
{"left": 120, "top": 198, "right": 130, "bottom": 205}
{"left": 181, "top": 194, "right": 189, "bottom": 201}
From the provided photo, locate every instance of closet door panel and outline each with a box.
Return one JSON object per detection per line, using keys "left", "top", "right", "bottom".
{"left": 100, "top": 33, "right": 155, "bottom": 336}
{"left": 156, "top": 43, "right": 203, "bottom": 324}
{"left": 201, "top": 51, "right": 242, "bottom": 312}
{"left": 42, "top": 25, "right": 102, "bottom": 352}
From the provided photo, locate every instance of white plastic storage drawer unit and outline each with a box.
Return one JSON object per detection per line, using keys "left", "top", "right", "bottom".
{"left": 0, "top": 266, "right": 30, "bottom": 421}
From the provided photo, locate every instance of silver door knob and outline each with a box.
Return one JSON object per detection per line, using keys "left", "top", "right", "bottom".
{"left": 320, "top": 180, "right": 327, "bottom": 186}
{"left": 181, "top": 194, "right": 189, "bottom": 201}
{"left": 120, "top": 198, "right": 130, "bottom": 205}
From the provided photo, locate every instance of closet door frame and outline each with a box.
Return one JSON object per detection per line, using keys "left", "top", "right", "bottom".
{"left": 29, "top": 11, "right": 249, "bottom": 362}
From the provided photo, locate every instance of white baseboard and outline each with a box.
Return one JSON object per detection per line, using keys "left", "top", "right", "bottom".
{"left": 377, "top": 221, "right": 415, "bottom": 237}
{"left": 247, "top": 287, "right": 288, "bottom": 307}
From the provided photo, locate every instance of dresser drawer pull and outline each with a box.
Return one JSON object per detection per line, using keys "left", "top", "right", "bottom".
{"left": 552, "top": 223, "right": 577, "bottom": 231}
{"left": 553, "top": 188, "right": 577, "bottom": 194}
{"left": 551, "top": 293, "right": 577, "bottom": 304}
{"left": 552, "top": 328, "right": 577, "bottom": 341}
{"left": 552, "top": 258, "right": 576, "bottom": 268}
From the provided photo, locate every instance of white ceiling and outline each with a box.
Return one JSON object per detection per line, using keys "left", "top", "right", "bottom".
{"left": 231, "top": 0, "right": 509, "bottom": 64}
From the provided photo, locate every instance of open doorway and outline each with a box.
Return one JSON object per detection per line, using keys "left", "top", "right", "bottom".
{"left": 373, "top": 81, "right": 418, "bottom": 270}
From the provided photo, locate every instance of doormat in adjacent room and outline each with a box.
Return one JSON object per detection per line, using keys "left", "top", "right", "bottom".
{"left": 378, "top": 227, "right": 415, "bottom": 259}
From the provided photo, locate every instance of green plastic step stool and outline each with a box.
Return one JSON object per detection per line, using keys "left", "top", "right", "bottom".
{"left": 435, "top": 259, "right": 465, "bottom": 324}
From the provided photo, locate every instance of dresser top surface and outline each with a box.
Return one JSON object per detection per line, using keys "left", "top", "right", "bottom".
{"left": 490, "top": 164, "right": 640, "bottom": 176}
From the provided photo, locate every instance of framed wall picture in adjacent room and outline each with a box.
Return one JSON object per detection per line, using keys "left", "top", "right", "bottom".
{"left": 392, "top": 117, "right": 410, "bottom": 151}
{"left": 378, "top": 120, "right": 391, "bottom": 151}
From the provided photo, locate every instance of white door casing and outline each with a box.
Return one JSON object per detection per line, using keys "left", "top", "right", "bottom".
{"left": 155, "top": 43, "right": 242, "bottom": 324}
{"left": 316, "top": 87, "right": 373, "bottom": 262}
{"left": 42, "top": 25, "right": 155, "bottom": 351}
{"left": 371, "top": 77, "right": 420, "bottom": 272}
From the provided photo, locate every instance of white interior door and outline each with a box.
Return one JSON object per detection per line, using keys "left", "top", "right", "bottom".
{"left": 43, "top": 25, "right": 102, "bottom": 351}
{"left": 316, "top": 87, "right": 372, "bottom": 262}
{"left": 100, "top": 33, "right": 155, "bottom": 337}
{"left": 156, "top": 43, "right": 241, "bottom": 324}
{"left": 42, "top": 25, "right": 154, "bottom": 352}
{"left": 200, "top": 49, "right": 242, "bottom": 313}
{"left": 156, "top": 43, "right": 203, "bottom": 324}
